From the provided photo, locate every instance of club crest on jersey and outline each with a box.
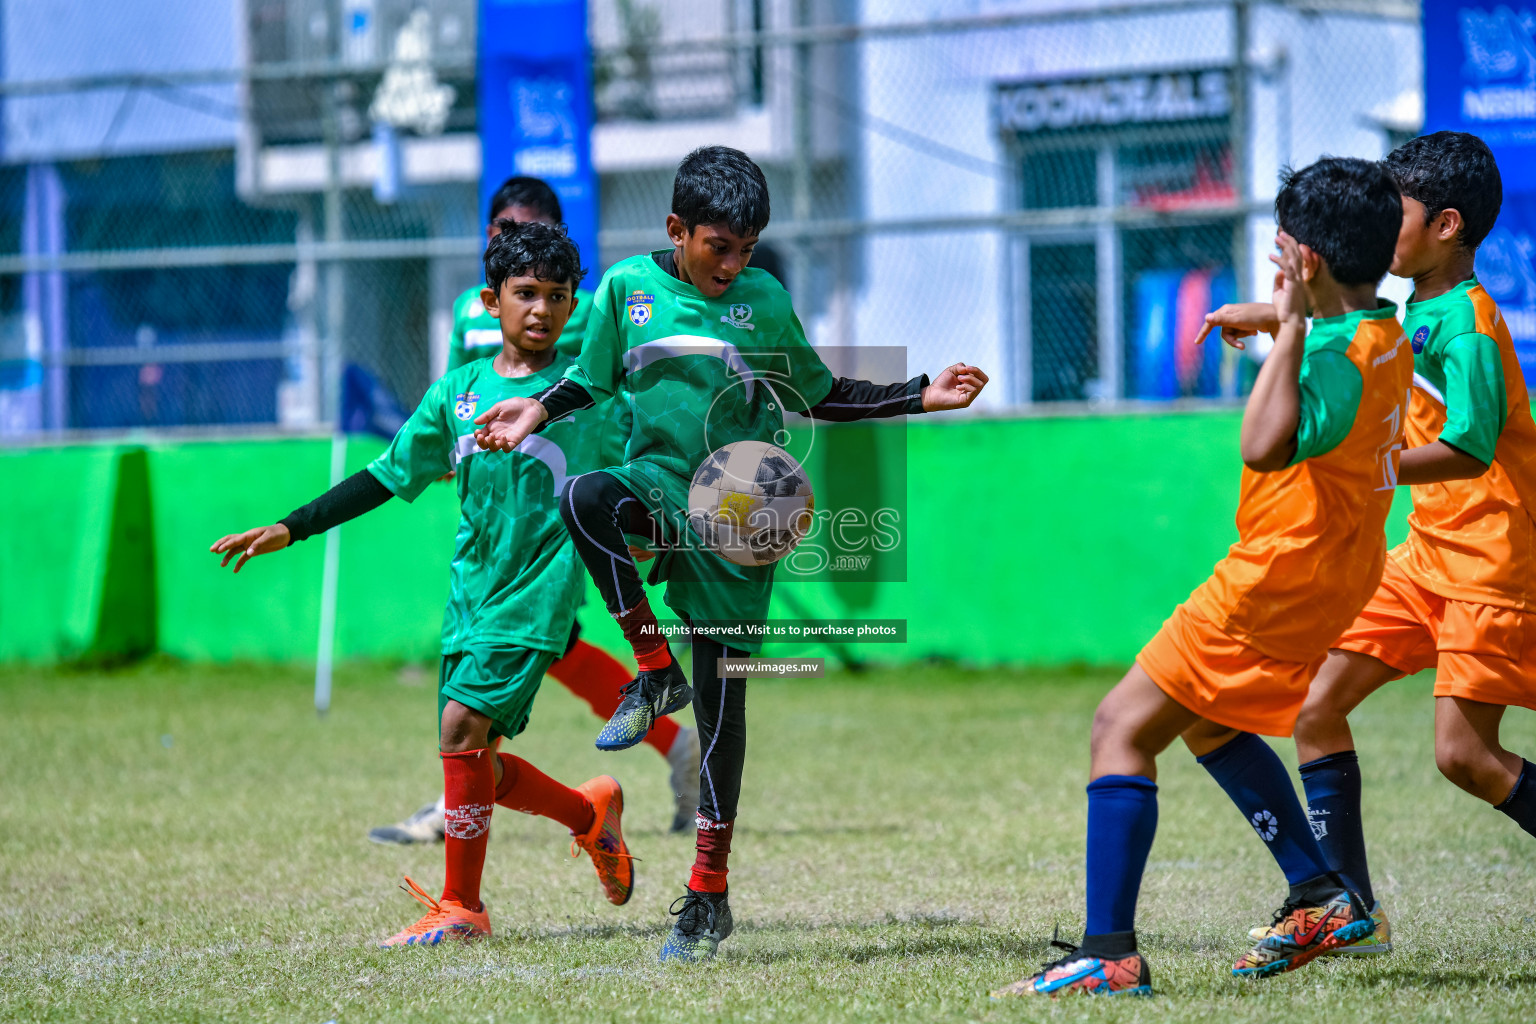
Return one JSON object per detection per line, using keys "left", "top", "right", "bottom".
{"left": 626, "top": 290, "right": 654, "bottom": 327}
{"left": 454, "top": 392, "right": 480, "bottom": 420}
{"left": 722, "top": 303, "right": 755, "bottom": 331}
{"left": 1412, "top": 325, "right": 1430, "bottom": 353}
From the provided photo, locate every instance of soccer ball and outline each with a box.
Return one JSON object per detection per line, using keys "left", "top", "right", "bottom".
{"left": 687, "top": 440, "right": 815, "bottom": 566}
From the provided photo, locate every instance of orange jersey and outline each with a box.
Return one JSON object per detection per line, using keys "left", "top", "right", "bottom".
{"left": 1189, "top": 304, "right": 1413, "bottom": 663}
{"left": 1393, "top": 279, "right": 1536, "bottom": 610}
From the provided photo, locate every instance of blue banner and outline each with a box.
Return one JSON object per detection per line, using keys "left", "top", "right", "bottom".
{"left": 1424, "top": 0, "right": 1536, "bottom": 189}
{"left": 1426, "top": 0, "right": 1536, "bottom": 365}
{"left": 477, "top": 0, "right": 597, "bottom": 284}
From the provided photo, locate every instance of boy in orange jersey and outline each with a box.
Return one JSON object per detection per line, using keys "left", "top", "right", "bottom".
{"left": 991, "top": 157, "right": 1413, "bottom": 998}
{"left": 1242, "top": 133, "right": 1532, "bottom": 953}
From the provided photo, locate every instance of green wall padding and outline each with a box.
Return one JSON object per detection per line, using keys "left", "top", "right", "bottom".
{"left": 0, "top": 445, "right": 119, "bottom": 660}
{"left": 3, "top": 410, "right": 1419, "bottom": 667}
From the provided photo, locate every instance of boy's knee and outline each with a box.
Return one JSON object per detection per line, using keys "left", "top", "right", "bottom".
{"left": 1435, "top": 740, "right": 1503, "bottom": 798}
{"left": 439, "top": 701, "right": 490, "bottom": 753}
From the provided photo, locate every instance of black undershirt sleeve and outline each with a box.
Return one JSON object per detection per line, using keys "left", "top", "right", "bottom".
{"left": 804, "top": 375, "right": 929, "bottom": 421}
{"left": 279, "top": 469, "right": 394, "bottom": 542}
{"left": 533, "top": 377, "right": 596, "bottom": 431}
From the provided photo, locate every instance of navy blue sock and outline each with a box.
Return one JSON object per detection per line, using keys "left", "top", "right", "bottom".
{"left": 1084, "top": 774, "right": 1158, "bottom": 937}
{"left": 1196, "top": 732, "right": 1331, "bottom": 887}
{"left": 1298, "top": 750, "right": 1373, "bottom": 907}
{"left": 1496, "top": 759, "right": 1536, "bottom": 839}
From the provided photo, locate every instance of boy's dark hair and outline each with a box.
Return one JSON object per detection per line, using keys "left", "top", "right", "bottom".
{"left": 1274, "top": 157, "right": 1401, "bottom": 286}
{"left": 672, "top": 146, "right": 771, "bottom": 237}
{"left": 487, "top": 176, "right": 562, "bottom": 225}
{"left": 1385, "top": 131, "right": 1502, "bottom": 251}
{"left": 483, "top": 220, "right": 586, "bottom": 295}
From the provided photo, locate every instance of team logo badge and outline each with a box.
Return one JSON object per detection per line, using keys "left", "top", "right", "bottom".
{"left": 1250, "top": 809, "right": 1279, "bottom": 842}
{"left": 454, "top": 391, "right": 480, "bottom": 421}
{"left": 1411, "top": 325, "right": 1430, "bottom": 353}
{"left": 626, "top": 290, "right": 655, "bottom": 327}
{"left": 722, "top": 303, "right": 755, "bottom": 331}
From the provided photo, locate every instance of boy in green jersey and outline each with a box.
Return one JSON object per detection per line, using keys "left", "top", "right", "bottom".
{"left": 473, "top": 146, "right": 989, "bottom": 960}
{"left": 376, "top": 175, "right": 698, "bottom": 844}
{"left": 210, "top": 223, "right": 635, "bottom": 946}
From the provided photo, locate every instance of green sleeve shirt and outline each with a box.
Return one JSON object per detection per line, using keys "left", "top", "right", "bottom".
{"left": 1284, "top": 305, "right": 1401, "bottom": 466}
{"left": 367, "top": 356, "right": 598, "bottom": 654}
{"left": 1404, "top": 279, "right": 1507, "bottom": 466}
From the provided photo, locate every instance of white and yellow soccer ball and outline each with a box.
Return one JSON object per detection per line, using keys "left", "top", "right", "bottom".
{"left": 687, "top": 440, "right": 815, "bottom": 566}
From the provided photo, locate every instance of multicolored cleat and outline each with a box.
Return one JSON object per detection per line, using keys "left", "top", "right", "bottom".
{"left": 990, "top": 935, "right": 1152, "bottom": 998}
{"left": 1247, "top": 899, "right": 1392, "bottom": 956}
{"left": 596, "top": 656, "right": 692, "bottom": 751}
{"left": 1233, "top": 889, "right": 1373, "bottom": 977}
{"left": 570, "top": 776, "right": 635, "bottom": 905}
{"left": 658, "top": 886, "right": 734, "bottom": 962}
{"left": 379, "top": 875, "right": 491, "bottom": 947}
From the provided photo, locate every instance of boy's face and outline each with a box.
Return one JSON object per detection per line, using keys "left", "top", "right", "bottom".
{"left": 481, "top": 273, "right": 577, "bottom": 354}
{"left": 1390, "top": 194, "right": 1462, "bottom": 279}
{"left": 666, "top": 215, "right": 758, "bottom": 298}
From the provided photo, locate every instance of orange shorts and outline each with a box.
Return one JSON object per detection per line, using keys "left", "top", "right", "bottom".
{"left": 1137, "top": 602, "right": 1324, "bottom": 737}
{"left": 1333, "top": 557, "right": 1536, "bottom": 710}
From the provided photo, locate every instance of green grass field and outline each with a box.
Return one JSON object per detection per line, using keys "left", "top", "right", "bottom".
{"left": 4, "top": 660, "right": 1536, "bottom": 1022}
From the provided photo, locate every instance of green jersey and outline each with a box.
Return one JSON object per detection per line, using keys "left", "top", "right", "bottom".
{"left": 564, "top": 253, "right": 836, "bottom": 648}
{"left": 447, "top": 283, "right": 595, "bottom": 371}
{"left": 1289, "top": 309, "right": 1375, "bottom": 465}
{"left": 568, "top": 253, "right": 834, "bottom": 515}
{"left": 368, "top": 355, "right": 596, "bottom": 655}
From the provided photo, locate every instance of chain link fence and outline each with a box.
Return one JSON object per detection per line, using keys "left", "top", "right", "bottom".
{"left": 0, "top": 0, "right": 1420, "bottom": 439}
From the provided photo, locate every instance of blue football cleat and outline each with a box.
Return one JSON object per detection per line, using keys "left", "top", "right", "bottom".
{"left": 658, "top": 886, "right": 733, "bottom": 962}
{"left": 596, "top": 656, "right": 691, "bottom": 751}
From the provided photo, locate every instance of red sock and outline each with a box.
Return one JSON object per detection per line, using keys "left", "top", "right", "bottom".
{"left": 689, "top": 817, "right": 734, "bottom": 892}
{"left": 441, "top": 749, "right": 494, "bottom": 910}
{"left": 494, "top": 753, "right": 595, "bottom": 835}
{"left": 548, "top": 640, "right": 681, "bottom": 756}
{"left": 617, "top": 597, "right": 670, "bottom": 670}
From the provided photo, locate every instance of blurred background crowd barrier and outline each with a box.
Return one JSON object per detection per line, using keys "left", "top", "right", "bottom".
{"left": 0, "top": 0, "right": 1443, "bottom": 440}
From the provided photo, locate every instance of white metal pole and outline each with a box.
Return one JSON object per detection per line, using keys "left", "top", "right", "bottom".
{"left": 315, "top": 432, "right": 347, "bottom": 716}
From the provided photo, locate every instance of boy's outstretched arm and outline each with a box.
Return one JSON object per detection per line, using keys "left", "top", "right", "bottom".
{"left": 803, "top": 364, "right": 987, "bottom": 422}
{"left": 1240, "top": 234, "right": 1307, "bottom": 471}
{"left": 210, "top": 469, "right": 394, "bottom": 573}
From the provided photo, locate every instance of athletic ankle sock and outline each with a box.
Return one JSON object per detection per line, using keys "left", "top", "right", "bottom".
{"left": 494, "top": 753, "right": 595, "bottom": 835}
{"left": 1077, "top": 929, "right": 1138, "bottom": 958}
{"left": 1196, "top": 732, "right": 1331, "bottom": 887}
{"left": 1496, "top": 759, "right": 1536, "bottom": 838}
{"left": 689, "top": 816, "right": 733, "bottom": 892}
{"left": 616, "top": 597, "right": 669, "bottom": 669}
{"left": 1288, "top": 871, "right": 1347, "bottom": 906}
{"left": 441, "top": 749, "right": 495, "bottom": 909}
{"left": 1298, "top": 750, "right": 1374, "bottom": 906}
{"left": 1085, "top": 774, "right": 1158, "bottom": 935}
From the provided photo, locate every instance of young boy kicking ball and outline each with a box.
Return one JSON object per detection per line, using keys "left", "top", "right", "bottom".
{"left": 993, "top": 157, "right": 1412, "bottom": 997}
{"left": 211, "top": 222, "right": 633, "bottom": 945}
{"left": 473, "top": 145, "right": 988, "bottom": 960}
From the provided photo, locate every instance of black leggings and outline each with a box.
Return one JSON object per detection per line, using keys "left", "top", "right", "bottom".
{"left": 691, "top": 634, "right": 748, "bottom": 823}
{"left": 559, "top": 471, "right": 659, "bottom": 617}
{"left": 559, "top": 471, "right": 749, "bottom": 822}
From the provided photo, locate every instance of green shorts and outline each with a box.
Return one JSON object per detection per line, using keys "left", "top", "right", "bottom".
{"left": 438, "top": 645, "right": 559, "bottom": 742}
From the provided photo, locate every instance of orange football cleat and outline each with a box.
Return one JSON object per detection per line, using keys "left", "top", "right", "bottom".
{"left": 570, "top": 776, "right": 636, "bottom": 905}
{"left": 379, "top": 875, "right": 491, "bottom": 948}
